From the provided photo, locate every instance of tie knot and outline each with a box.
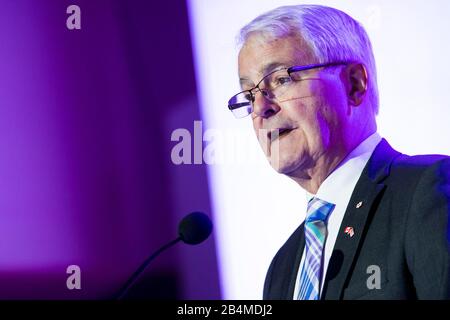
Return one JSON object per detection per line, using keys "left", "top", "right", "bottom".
{"left": 306, "top": 197, "right": 335, "bottom": 223}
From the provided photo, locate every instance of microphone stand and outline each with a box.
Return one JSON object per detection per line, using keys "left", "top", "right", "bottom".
{"left": 115, "top": 237, "right": 182, "bottom": 300}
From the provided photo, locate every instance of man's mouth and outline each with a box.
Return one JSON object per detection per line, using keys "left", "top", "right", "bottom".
{"left": 268, "top": 128, "right": 295, "bottom": 142}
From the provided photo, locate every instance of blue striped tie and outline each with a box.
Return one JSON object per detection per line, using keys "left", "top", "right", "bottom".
{"left": 297, "top": 197, "right": 335, "bottom": 300}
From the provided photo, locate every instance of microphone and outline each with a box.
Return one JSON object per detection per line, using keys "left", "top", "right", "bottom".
{"left": 115, "top": 211, "right": 213, "bottom": 300}
{"left": 178, "top": 211, "right": 213, "bottom": 244}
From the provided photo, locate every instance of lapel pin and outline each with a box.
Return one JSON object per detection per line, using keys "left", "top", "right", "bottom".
{"left": 344, "top": 226, "right": 355, "bottom": 237}
{"left": 356, "top": 201, "right": 363, "bottom": 209}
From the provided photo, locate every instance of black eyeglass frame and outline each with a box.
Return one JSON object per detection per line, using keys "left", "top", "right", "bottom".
{"left": 228, "top": 61, "right": 349, "bottom": 114}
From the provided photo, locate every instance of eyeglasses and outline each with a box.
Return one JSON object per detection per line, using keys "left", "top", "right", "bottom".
{"left": 228, "top": 62, "right": 347, "bottom": 118}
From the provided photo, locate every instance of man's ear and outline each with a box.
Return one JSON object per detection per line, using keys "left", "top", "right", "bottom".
{"left": 343, "top": 63, "right": 368, "bottom": 106}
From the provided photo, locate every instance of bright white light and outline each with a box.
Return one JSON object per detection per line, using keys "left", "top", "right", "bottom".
{"left": 187, "top": 0, "right": 450, "bottom": 299}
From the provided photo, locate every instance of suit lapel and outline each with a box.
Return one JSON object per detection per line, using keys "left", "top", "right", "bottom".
{"left": 321, "top": 139, "right": 401, "bottom": 299}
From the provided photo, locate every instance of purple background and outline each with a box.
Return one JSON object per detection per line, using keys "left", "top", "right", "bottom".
{"left": 0, "top": 0, "right": 220, "bottom": 299}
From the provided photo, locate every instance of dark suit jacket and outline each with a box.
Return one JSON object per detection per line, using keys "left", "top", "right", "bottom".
{"left": 263, "top": 139, "right": 450, "bottom": 300}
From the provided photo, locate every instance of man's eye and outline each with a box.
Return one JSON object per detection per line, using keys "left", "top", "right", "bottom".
{"left": 244, "top": 92, "right": 254, "bottom": 101}
{"left": 274, "top": 76, "right": 292, "bottom": 86}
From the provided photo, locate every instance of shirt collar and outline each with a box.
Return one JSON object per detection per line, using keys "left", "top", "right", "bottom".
{"left": 306, "top": 132, "right": 382, "bottom": 205}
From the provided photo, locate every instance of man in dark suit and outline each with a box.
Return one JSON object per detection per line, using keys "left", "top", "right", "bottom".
{"left": 227, "top": 4, "right": 450, "bottom": 299}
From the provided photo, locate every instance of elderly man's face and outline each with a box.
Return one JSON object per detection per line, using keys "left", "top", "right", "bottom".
{"left": 238, "top": 34, "right": 350, "bottom": 178}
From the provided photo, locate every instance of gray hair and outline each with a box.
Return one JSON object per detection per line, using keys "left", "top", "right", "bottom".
{"left": 238, "top": 5, "right": 379, "bottom": 115}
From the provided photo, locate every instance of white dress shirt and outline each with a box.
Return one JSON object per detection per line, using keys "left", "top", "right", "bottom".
{"left": 293, "top": 132, "right": 382, "bottom": 299}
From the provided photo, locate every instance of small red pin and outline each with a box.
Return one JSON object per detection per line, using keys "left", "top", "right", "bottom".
{"left": 344, "top": 226, "right": 355, "bottom": 237}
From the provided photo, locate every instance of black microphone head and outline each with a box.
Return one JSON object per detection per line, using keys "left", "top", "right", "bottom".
{"left": 178, "top": 211, "right": 213, "bottom": 245}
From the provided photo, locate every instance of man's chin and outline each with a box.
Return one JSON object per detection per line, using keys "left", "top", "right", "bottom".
{"left": 269, "top": 157, "right": 300, "bottom": 174}
{"left": 267, "top": 152, "right": 311, "bottom": 177}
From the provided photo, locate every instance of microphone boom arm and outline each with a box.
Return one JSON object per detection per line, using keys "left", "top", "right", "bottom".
{"left": 115, "top": 237, "right": 182, "bottom": 300}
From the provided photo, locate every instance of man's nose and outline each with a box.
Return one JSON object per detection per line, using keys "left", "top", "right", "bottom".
{"left": 252, "top": 90, "right": 281, "bottom": 119}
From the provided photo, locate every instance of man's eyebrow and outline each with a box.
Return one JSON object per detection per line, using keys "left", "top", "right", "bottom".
{"left": 239, "top": 62, "right": 289, "bottom": 87}
{"left": 239, "top": 77, "right": 253, "bottom": 87}
{"left": 260, "top": 62, "right": 289, "bottom": 75}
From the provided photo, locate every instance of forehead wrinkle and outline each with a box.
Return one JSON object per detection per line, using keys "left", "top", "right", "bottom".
{"left": 238, "top": 34, "right": 316, "bottom": 87}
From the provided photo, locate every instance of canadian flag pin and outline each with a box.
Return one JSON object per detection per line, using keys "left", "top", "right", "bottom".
{"left": 344, "top": 226, "right": 355, "bottom": 238}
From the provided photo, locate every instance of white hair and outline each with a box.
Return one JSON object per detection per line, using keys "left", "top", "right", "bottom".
{"left": 238, "top": 5, "right": 379, "bottom": 114}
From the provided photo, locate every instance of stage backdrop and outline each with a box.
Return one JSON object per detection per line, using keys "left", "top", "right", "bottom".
{"left": 0, "top": 0, "right": 220, "bottom": 299}
{"left": 188, "top": 0, "right": 450, "bottom": 299}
